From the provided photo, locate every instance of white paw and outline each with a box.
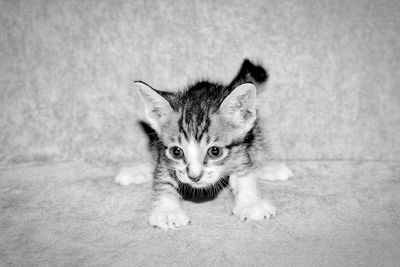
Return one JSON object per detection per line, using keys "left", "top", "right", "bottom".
{"left": 233, "top": 200, "right": 277, "bottom": 221}
{"left": 115, "top": 164, "right": 152, "bottom": 186}
{"left": 149, "top": 207, "right": 190, "bottom": 230}
{"left": 257, "top": 162, "right": 294, "bottom": 181}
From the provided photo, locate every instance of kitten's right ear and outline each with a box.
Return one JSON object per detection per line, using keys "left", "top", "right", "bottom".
{"left": 135, "top": 81, "right": 173, "bottom": 133}
{"left": 217, "top": 83, "right": 257, "bottom": 138}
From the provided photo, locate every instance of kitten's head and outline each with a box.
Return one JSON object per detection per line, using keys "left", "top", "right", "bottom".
{"left": 137, "top": 81, "right": 257, "bottom": 188}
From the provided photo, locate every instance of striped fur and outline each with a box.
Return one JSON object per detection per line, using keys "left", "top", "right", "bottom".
{"left": 137, "top": 59, "right": 269, "bottom": 202}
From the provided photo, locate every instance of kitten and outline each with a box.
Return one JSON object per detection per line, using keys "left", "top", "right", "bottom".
{"left": 116, "top": 59, "right": 293, "bottom": 229}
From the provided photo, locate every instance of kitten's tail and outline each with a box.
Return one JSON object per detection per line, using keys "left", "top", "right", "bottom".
{"left": 229, "top": 59, "right": 268, "bottom": 92}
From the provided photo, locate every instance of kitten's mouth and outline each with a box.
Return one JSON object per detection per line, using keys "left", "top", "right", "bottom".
{"left": 189, "top": 182, "right": 209, "bottom": 189}
{"left": 176, "top": 172, "right": 212, "bottom": 188}
{"left": 191, "top": 183, "right": 210, "bottom": 189}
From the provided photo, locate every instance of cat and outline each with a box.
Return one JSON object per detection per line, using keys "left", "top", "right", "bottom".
{"left": 115, "top": 59, "right": 293, "bottom": 229}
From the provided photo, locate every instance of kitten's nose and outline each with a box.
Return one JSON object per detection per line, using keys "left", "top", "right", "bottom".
{"left": 188, "top": 174, "right": 202, "bottom": 182}
{"left": 186, "top": 167, "right": 203, "bottom": 182}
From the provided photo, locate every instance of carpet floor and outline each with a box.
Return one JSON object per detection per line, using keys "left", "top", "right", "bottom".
{"left": 1, "top": 161, "right": 399, "bottom": 266}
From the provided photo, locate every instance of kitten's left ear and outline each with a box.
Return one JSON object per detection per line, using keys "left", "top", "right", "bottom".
{"left": 218, "top": 83, "right": 257, "bottom": 128}
{"left": 135, "top": 81, "right": 173, "bottom": 133}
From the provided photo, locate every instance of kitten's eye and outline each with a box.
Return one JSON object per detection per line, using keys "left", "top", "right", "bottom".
{"left": 207, "top": 146, "right": 223, "bottom": 159}
{"left": 169, "top": 146, "right": 184, "bottom": 159}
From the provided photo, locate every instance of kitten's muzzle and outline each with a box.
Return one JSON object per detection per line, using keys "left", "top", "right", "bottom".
{"left": 187, "top": 168, "right": 203, "bottom": 183}
{"left": 186, "top": 165, "right": 204, "bottom": 183}
{"left": 188, "top": 173, "right": 203, "bottom": 183}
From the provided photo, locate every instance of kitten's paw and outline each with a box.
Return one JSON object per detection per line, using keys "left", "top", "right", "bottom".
{"left": 115, "top": 164, "right": 152, "bottom": 186}
{"left": 233, "top": 200, "right": 277, "bottom": 221}
{"left": 149, "top": 207, "right": 190, "bottom": 230}
{"left": 257, "top": 162, "right": 294, "bottom": 181}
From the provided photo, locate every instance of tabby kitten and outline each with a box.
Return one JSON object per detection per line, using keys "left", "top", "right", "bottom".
{"left": 121, "top": 59, "right": 292, "bottom": 229}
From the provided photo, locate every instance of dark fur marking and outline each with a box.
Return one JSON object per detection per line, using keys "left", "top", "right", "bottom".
{"left": 229, "top": 59, "right": 269, "bottom": 90}
{"left": 179, "top": 176, "right": 230, "bottom": 203}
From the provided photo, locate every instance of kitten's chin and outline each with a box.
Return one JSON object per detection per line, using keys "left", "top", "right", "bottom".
{"left": 188, "top": 182, "right": 210, "bottom": 189}
{"left": 187, "top": 178, "right": 223, "bottom": 189}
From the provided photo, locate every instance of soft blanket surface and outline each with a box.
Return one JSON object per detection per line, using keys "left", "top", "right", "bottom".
{"left": 1, "top": 161, "right": 399, "bottom": 266}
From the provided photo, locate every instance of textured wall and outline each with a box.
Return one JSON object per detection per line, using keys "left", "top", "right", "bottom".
{"left": 1, "top": 0, "right": 399, "bottom": 164}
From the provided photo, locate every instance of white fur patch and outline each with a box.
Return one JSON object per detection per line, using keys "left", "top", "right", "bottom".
{"left": 233, "top": 200, "right": 277, "bottom": 221}
{"left": 186, "top": 140, "right": 203, "bottom": 178}
{"left": 114, "top": 164, "right": 152, "bottom": 186}
{"left": 230, "top": 173, "right": 277, "bottom": 221}
{"left": 149, "top": 195, "right": 190, "bottom": 230}
{"left": 257, "top": 162, "right": 294, "bottom": 181}
{"left": 149, "top": 206, "right": 190, "bottom": 230}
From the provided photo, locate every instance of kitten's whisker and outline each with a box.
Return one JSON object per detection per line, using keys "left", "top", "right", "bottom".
{"left": 147, "top": 140, "right": 163, "bottom": 146}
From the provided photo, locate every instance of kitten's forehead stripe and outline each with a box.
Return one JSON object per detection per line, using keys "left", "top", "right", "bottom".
{"left": 197, "top": 116, "right": 211, "bottom": 142}
{"left": 179, "top": 104, "right": 212, "bottom": 142}
{"left": 164, "top": 82, "right": 231, "bottom": 144}
{"left": 178, "top": 116, "right": 189, "bottom": 140}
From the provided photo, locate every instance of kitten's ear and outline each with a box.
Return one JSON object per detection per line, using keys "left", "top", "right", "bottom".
{"left": 135, "top": 81, "right": 173, "bottom": 133}
{"left": 218, "top": 83, "right": 257, "bottom": 129}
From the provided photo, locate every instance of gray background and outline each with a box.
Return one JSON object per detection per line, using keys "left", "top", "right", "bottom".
{"left": 1, "top": 1, "right": 400, "bottom": 266}
{"left": 1, "top": 0, "right": 399, "bottom": 164}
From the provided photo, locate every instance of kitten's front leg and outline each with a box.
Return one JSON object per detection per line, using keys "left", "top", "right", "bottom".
{"left": 149, "top": 181, "right": 190, "bottom": 230}
{"left": 230, "top": 172, "right": 276, "bottom": 221}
